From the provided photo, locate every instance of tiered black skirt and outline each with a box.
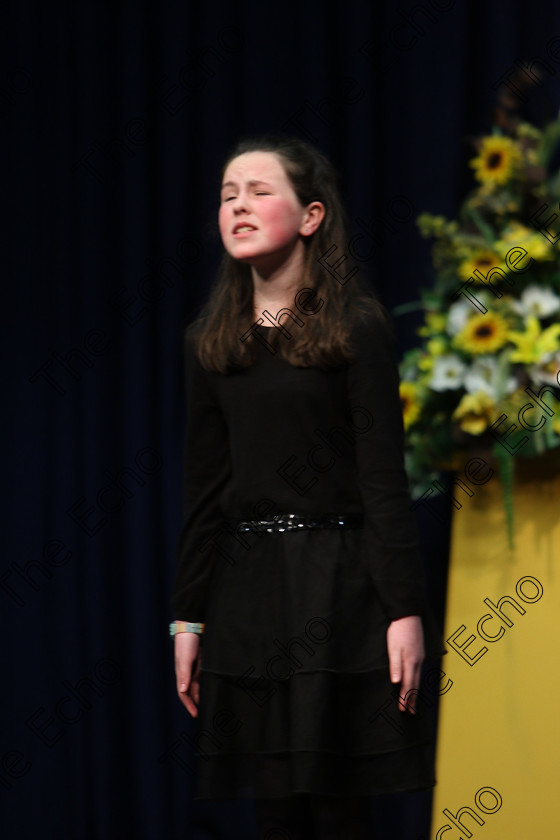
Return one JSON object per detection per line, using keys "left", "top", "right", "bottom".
{"left": 193, "top": 525, "right": 439, "bottom": 800}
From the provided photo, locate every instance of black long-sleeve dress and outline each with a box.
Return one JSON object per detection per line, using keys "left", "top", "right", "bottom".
{"left": 171, "top": 310, "right": 440, "bottom": 801}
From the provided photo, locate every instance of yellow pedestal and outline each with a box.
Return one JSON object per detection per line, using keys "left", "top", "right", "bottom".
{"left": 431, "top": 456, "right": 560, "bottom": 839}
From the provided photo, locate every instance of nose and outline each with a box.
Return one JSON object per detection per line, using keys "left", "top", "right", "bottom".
{"left": 231, "top": 190, "right": 249, "bottom": 213}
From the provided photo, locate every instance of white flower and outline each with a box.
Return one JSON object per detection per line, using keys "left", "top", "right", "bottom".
{"left": 528, "top": 351, "right": 560, "bottom": 386}
{"left": 446, "top": 300, "right": 472, "bottom": 336}
{"left": 445, "top": 294, "right": 493, "bottom": 336}
{"left": 464, "top": 356, "right": 518, "bottom": 400}
{"left": 510, "top": 285, "right": 560, "bottom": 319}
{"left": 430, "top": 355, "right": 467, "bottom": 391}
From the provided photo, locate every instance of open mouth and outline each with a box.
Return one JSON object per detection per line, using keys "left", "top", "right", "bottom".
{"left": 233, "top": 225, "right": 257, "bottom": 236}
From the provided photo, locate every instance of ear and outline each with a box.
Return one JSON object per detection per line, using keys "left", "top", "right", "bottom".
{"left": 299, "top": 201, "right": 325, "bottom": 236}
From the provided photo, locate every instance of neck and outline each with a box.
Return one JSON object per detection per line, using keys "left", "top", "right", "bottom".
{"left": 251, "top": 242, "right": 306, "bottom": 320}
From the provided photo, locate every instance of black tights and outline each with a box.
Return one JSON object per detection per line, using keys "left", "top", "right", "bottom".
{"left": 254, "top": 793, "right": 375, "bottom": 839}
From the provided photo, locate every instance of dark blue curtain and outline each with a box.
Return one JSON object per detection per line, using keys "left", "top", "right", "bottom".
{"left": 4, "top": 1, "right": 560, "bottom": 837}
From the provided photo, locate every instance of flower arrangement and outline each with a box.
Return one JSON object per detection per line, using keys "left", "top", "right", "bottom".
{"left": 398, "top": 113, "right": 560, "bottom": 544}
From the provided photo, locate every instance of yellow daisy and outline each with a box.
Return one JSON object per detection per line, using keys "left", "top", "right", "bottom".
{"left": 453, "top": 391, "right": 496, "bottom": 435}
{"left": 507, "top": 316, "right": 560, "bottom": 364}
{"left": 418, "top": 311, "right": 447, "bottom": 337}
{"left": 427, "top": 338, "right": 447, "bottom": 357}
{"left": 495, "top": 221, "right": 555, "bottom": 262}
{"left": 497, "top": 221, "right": 532, "bottom": 243}
{"left": 516, "top": 122, "right": 541, "bottom": 141}
{"left": 453, "top": 312, "right": 510, "bottom": 355}
{"left": 400, "top": 382, "right": 421, "bottom": 430}
{"left": 418, "top": 354, "right": 434, "bottom": 373}
{"left": 459, "top": 250, "right": 503, "bottom": 283}
{"left": 470, "top": 136, "right": 522, "bottom": 188}
{"left": 522, "top": 233, "right": 555, "bottom": 261}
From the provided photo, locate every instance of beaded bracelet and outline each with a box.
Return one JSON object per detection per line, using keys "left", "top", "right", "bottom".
{"left": 169, "top": 621, "right": 204, "bottom": 636}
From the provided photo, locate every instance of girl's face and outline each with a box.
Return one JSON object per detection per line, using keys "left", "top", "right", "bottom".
{"left": 219, "top": 151, "right": 317, "bottom": 269}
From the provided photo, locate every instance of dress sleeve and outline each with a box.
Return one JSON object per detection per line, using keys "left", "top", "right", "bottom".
{"left": 171, "top": 327, "right": 231, "bottom": 622}
{"left": 346, "top": 309, "right": 428, "bottom": 621}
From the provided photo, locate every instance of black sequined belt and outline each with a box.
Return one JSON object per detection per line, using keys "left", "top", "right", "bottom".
{"left": 234, "top": 513, "right": 364, "bottom": 533}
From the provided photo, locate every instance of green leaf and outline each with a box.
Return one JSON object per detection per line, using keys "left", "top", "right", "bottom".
{"left": 495, "top": 349, "right": 513, "bottom": 401}
{"left": 466, "top": 207, "right": 496, "bottom": 244}
{"left": 536, "top": 116, "right": 560, "bottom": 168}
{"left": 392, "top": 300, "right": 425, "bottom": 317}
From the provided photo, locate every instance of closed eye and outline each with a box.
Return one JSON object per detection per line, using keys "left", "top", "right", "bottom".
{"left": 222, "top": 191, "right": 270, "bottom": 202}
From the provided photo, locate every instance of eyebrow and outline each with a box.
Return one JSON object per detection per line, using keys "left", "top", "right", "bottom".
{"left": 220, "top": 179, "right": 273, "bottom": 192}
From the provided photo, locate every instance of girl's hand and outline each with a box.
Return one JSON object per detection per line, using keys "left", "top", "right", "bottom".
{"left": 174, "top": 632, "right": 202, "bottom": 717}
{"left": 386, "top": 615, "right": 425, "bottom": 714}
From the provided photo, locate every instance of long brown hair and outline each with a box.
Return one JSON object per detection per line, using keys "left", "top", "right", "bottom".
{"left": 194, "top": 135, "right": 382, "bottom": 372}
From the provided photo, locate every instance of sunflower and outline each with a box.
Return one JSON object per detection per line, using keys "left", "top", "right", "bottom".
{"left": 459, "top": 250, "right": 503, "bottom": 283}
{"left": 400, "top": 382, "right": 421, "bottom": 430}
{"left": 469, "top": 136, "right": 522, "bottom": 188}
{"left": 452, "top": 391, "right": 496, "bottom": 435}
{"left": 453, "top": 312, "right": 510, "bottom": 355}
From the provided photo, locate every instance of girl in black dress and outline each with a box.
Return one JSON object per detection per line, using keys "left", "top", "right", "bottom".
{"left": 171, "top": 136, "right": 438, "bottom": 839}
